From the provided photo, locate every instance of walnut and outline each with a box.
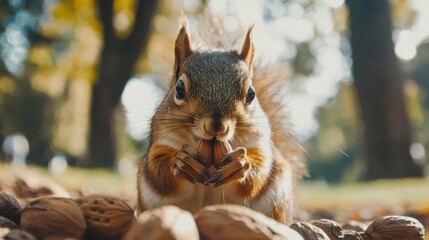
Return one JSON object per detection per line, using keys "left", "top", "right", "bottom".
{"left": 0, "top": 192, "right": 22, "bottom": 225}
{"left": 195, "top": 204, "right": 303, "bottom": 240}
{"left": 342, "top": 220, "right": 367, "bottom": 232}
{"left": 3, "top": 229, "right": 36, "bottom": 240}
{"left": 124, "top": 205, "right": 199, "bottom": 240}
{"left": 342, "top": 229, "right": 365, "bottom": 240}
{"left": 365, "top": 215, "right": 425, "bottom": 240}
{"left": 311, "top": 219, "right": 344, "bottom": 240}
{"left": 75, "top": 194, "right": 135, "bottom": 240}
{"left": 0, "top": 216, "right": 18, "bottom": 229}
{"left": 20, "top": 196, "right": 86, "bottom": 239}
{"left": 290, "top": 222, "right": 330, "bottom": 240}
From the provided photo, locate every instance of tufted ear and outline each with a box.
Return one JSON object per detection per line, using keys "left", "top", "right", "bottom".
{"left": 239, "top": 25, "right": 255, "bottom": 77}
{"left": 174, "top": 15, "right": 193, "bottom": 80}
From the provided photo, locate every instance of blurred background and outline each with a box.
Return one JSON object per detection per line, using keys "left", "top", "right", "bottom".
{"left": 0, "top": 0, "right": 428, "bottom": 185}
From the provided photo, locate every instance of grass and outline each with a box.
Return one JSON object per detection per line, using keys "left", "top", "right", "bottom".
{"left": 299, "top": 178, "right": 429, "bottom": 212}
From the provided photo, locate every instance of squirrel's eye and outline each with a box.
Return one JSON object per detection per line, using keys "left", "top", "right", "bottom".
{"left": 246, "top": 86, "right": 256, "bottom": 104}
{"left": 175, "top": 80, "right": 186, "bottom": 100}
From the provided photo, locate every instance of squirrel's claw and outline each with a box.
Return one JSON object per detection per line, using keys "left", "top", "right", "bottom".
{"left": 182, "top": 144, "right": 211, "bottom": 168}
{"left": 174, "top": 148, "right": 210, "bottom": 184}
{"left": 210, "top": 157, "right": 250, "bottom": 188}
{"left": 173, "top": 165, "right": 196, "bottom": 183}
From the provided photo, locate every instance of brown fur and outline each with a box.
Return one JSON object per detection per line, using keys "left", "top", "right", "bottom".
{"left": 141, "top": 144, "right": 180, "bottom": 196}
{"left": 232, "top": 148, "right": 267, "bottom": 199}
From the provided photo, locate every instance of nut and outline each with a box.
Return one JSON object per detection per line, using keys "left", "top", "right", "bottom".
{"left": 311, "top": 219, "right": 344, "bottom": 240}
{"left": 358, "top": 232, "right": 371, "bottom": 240}
{"left": 195, "top": 140, "right": 230, "bottom": 168}
{"left": 75, "top": 194, "right": 135, "bottom": 240}
{"left": 195, "top": 204, "right": 303, "bottom": 240}
{"left": 124, "top": 205, "right": 199, "bottom": 240}
{"left": 213, "top": 140, "right": 230, "bottom": 169}
{"left": 0, "top": 216, "right": 18, "bottom": 229}
{"left": 342, "top": 220, "right": 367, "bottom": 232}
{"left": 290, "top": 222, "right": 330, "bottom": 240}
{"left": 20, "top": 196, "right": 86, "bottom": 239}
{"left": 343, "top": 229, "right": 364, "bottom": 240}
{"left": 195, "top": 139, "right": 213, "bottom": 168}
{"left": 365, "top": 215, "right": 425, "bottom": 240}
{"left": 3, "top": 229, "right": 36, "bottom": 240}
{"left": 0, "top": 192, "right": 22, "bottom": 225}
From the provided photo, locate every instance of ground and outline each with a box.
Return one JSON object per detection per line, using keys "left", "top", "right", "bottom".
{"left": 0, "top": 164, "right": 428, "bottom": 238}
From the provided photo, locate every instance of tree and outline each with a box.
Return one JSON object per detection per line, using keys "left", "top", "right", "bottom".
{"left": 88, "top": 0, "right": 158, "bottom": 168}
{"left": 345, "top": 0, "right": 423, "bottom": 179}
{"left": 0, "top": 0, "right": 55, "bottom": 165}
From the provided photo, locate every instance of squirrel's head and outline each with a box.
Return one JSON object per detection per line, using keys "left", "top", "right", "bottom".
{"left": 168, "top": 17, "right": 257, "bottom": 142}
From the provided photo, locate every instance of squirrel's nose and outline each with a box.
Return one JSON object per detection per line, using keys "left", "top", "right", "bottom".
{"left": 204, "top": 122, "right": 229, "bottom": 137}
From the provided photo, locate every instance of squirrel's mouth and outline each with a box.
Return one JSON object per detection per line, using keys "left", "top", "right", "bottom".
{"left": 196, "top": 118, "right": 235, "bottom": 142}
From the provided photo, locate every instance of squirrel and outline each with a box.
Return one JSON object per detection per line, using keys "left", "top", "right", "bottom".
{"left": 137, "top": 17, "right": 305, "bottom": 224}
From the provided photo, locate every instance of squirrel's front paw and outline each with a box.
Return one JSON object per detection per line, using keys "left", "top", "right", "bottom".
{"left": 172, "top": 144, "right": 210, "bottom": 185}
{"left": 209, "top": 147, "right": 250, "bottom": 187}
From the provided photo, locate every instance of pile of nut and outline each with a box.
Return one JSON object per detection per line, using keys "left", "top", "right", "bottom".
{"left": 0, "top": 191, "right": 426, "bottom": 240}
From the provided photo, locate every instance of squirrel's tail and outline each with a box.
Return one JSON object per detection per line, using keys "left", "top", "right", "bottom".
{"left": 253, "top": 63, "right": 307, "bottom": 177}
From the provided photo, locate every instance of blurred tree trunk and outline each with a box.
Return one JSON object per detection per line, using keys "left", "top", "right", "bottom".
{"left": 88, "top": 0, "right": 157, "bottom": 168}
{"left": 346, "top": 0, "right": 423, "bottom": 179}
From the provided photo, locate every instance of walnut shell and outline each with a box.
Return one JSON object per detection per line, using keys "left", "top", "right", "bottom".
{"left": 342, "top": 220, "right": 367, "bottom": 232}
{"left": 358, "top": 232, "right": 371, "bottom": 240}
{"left": 195, "top": 204, "right": 303, "bottom": 240}
{"left": 311, "top": 219, "right": 344, "bottom": 240}
{"left": 290, "top": 222, "right": 330, "bottom": 240}
{"left": 0, "top": 216, "right": 18, "bottom": 229}
{"left": 75, "top": 194, "right": 135, "bottom": 240}
{"left": 124, "top": 205, "right": 199, "bottom": 240}
{"left": 0, "top": 192, "right": 22, "bottom": 225}
{"left": 3, "top": 229, "right": 36, "bottom": 240}
{"left": 20, "top": 197, "right": 86, "bottom": 239}
{"left": 342, "top": 229, "right": 365, "bottom": 240}
{"left": 365, "top": 215, "right": 425, "bottom": 240}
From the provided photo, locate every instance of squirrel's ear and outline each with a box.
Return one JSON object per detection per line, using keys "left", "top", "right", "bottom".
{"left": 174, "top": 15, "right": 193, "bottom": 80}
{"left": 240, "top": 25, "right": 255, "bottom": 76}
